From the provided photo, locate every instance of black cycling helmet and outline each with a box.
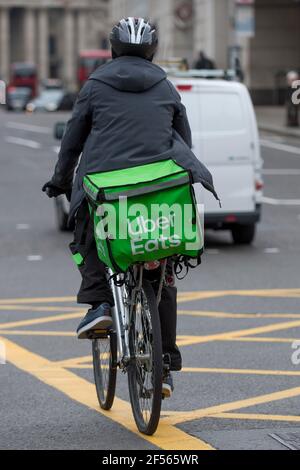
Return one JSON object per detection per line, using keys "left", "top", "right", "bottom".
{"left": 110, "top": 17, "right": 158, "bottom": 61}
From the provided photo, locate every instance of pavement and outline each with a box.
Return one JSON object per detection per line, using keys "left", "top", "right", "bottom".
{"left": 256, "top": 106, "right": 300, "bottom": 138}
{"left": 0, "top": 110, "right": 300, "bottom": 450}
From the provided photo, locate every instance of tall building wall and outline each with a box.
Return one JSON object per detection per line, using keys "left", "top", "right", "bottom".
{"left": 249, "top": 0, "right": 300, "bottom": 103}
{"left": 0, "top": 0, "right": 109, "bottom": 88}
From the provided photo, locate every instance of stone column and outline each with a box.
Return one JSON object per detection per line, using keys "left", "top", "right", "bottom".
{"left": 64, "top": 9, "right": 75, "bottom": 90}
{"left": 194, "top": 0, "right": 216, "bottom": 59}
{"left": 0, "top": 8, "right": 10, "bottom": 83}
{"left": 154, "top": 0, "right": 174, "bottom": 59}
{"left": 37, "top": 9, "right": 49, "bottom": 81}
{"left": 24, "top": 8, "right": 35, "bottom": 64}
{"left": 78, "top": 10, "right": 87, "bottom": 52}
{"left": 193, "top": 0, "right": 230, "bottom": 69}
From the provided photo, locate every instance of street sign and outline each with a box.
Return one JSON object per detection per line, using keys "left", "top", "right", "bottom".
{"left": 235, "top": 3, "right": 255, "bottom": 37}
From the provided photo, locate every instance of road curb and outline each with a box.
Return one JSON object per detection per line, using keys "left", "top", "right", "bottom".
{"left": 258, "top": 124, "right": 300, "bottom": 138}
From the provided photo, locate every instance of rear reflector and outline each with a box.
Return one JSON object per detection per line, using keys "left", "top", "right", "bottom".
{"left": 176, "top": 85, "right": 193, "bottom": 91}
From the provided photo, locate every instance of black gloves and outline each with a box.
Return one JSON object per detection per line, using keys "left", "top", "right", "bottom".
{"left": 42, "top": 182, "right": 72, "bottom": 202}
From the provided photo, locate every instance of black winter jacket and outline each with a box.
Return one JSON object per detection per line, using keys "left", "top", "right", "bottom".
{"left": 51, "top": 56, "right": 218, "bottom": 221}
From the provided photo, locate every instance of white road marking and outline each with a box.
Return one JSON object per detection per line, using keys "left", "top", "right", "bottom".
{"left": 6, "top": 122, "right": 51, "bottom": 134}
{"left": 260, "top": 139, "right": 300, "bottom": 156}
{"left": 263, "top": 169, "right": 300, "bottom": 176}
{"left": 16, "top": 224, "right": 30, "bottom": 230}
{"left": 264, "top": 248, "right": 280, "bottom": 254}
{"left": 5, "top": 136, "right": 41, "bottom": 149}
{"left": 262, "top": 196, "right": 300, "bottom": 206}
{"left": 27, "top": 255, "right": 43, "bottom": 261}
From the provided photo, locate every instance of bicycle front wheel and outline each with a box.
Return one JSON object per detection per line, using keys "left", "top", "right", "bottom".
{"left": 92, "top": 331, "right": 117, "bottom": 410}
{"left": 128, "top": 279, "right": 163, "bottom": 435}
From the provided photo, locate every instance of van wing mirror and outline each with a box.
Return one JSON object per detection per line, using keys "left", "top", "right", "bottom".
{"left": 54, "top": 122, "right": 66, "bottom": 140}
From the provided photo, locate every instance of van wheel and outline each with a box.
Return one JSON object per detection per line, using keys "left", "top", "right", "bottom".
{"left": 55, "top": 197, "right": 70, "bottom": 232}
{"left": 231, "top": 224, "right": 256, "bottom": 245}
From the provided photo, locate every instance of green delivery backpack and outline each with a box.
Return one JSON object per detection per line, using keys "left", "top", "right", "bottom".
{"left": 83, "top": 159, "right": 204, "bottom": 273}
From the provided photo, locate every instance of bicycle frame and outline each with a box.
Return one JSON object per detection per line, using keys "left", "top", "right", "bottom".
{"left": 108, "top": 259, "right": 167, "bottom": 368}
{"left": 108, "top": 269, "right": 130, "bottom": 365}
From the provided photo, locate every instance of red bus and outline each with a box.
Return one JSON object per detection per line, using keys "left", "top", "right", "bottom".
{"left": 78, "top": 50, "right": 111, "bottom": 88}
{"left": 10, "top": 62, "right": 38, "bottom": 98}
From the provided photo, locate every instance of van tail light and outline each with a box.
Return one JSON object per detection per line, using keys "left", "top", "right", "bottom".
{"left": 176, "top": 85, "right": 193, "bottom": 92}
{"left": 255, "top": 180, "right": 264, "bottom": 191}
{"left": 225, "top": 215, "right": 237, "bottom": 223}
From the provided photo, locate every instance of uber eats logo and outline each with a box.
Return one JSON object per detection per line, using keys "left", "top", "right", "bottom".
{"left": 95, "top": 198, "right": 203, "bottom": 255}
{"left": 128, "top": 213, "right": 181, "bottom": 256}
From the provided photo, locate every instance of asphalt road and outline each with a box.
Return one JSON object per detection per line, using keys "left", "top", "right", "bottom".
{"left": 0, "top": 110, "right": 300, "bottom": 450}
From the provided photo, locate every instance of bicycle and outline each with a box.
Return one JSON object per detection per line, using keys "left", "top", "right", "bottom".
{"left": 88, "top": 258, "right": 169, "bottom": 436}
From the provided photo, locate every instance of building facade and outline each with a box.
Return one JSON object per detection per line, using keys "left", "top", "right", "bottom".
{"left": 110, "top": 0, "right": 300, "bottom": 104}
{"left": 0, "top": 0, "right": 109, "bottom": 89}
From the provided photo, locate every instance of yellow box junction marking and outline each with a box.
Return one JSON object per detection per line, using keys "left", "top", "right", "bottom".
{"left": 2, "top": 336, "right": 213, "bottom": 451}
{"left": 50, "top": 355, "right": 300, "bottom": 378}
{"left": 178, "top": 309, "right": 300, "bottom": 319}
{"left": 0, "top": 288, "right": 299, "bottom": 306}
{"left": 212, "top": 412, "right": 300, "bottom": 423}
{"left": 166, "top": 385, "right": 300, "bottom": 425}
{"left": 1, "top": 288, "right": 300, "bottom": 449}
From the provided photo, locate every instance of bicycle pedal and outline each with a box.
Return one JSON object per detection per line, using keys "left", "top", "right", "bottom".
{"left": 87, "top": 329, "right": 109, "bottom": 339}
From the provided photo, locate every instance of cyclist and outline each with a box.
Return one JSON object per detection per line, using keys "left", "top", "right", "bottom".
{"left": 43, "top": 17, "right": 216, "bottom": 398}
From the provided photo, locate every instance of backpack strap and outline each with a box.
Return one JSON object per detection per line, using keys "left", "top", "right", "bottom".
{"left": 69, "top": 203, "right": 95, "bottom": 267}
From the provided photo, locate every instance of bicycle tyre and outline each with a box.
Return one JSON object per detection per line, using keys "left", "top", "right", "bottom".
{"left": 128, "top": 279, "right": 163, "bottom": 435}
{"left": 92, "top": 331, "right": 117, "bottom": 410}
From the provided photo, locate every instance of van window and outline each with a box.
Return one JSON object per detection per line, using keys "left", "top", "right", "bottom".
{"left": 200, "top": 93, "right": 245, "bottom": 133}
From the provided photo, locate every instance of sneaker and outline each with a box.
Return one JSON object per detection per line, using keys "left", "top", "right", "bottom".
{"left": 76, "top": 303, "right": 112, "bottom": 339}
{"left": 162, "top": 371, "right": 174, "bottom": 399}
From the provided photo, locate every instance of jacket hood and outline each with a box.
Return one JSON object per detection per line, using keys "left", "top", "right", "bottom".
{"left": 89, "top": 56, "right": 167, "bottom": 92}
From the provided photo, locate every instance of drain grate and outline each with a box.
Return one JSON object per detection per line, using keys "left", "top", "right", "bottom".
{"left": 269, "top": 432, "right": 300, "bottom": 450}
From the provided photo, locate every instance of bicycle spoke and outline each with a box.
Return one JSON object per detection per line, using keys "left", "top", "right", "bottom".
{"left": 131, "top": 292, "right": 156, "bottom": 426}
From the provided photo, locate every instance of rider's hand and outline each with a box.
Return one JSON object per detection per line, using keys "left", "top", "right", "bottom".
{"left": 42, "top": 182, "right": 72, "bottom": 201}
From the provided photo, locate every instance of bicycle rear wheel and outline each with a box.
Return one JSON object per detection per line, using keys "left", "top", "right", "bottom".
{"left": 92, "top": 331, "right": 117, "bottom": 410}
{"left": 128, "top": 279, "right": 163, "bottom": 435}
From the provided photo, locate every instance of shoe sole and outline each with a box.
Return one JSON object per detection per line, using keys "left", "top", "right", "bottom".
{"left": 77, "top": 316, "right": 113, "bottom": 340}
{"left": 162, "top": 383, "right": 173, "bottom": 398}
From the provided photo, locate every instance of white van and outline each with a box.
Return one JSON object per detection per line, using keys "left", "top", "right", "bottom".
{"left": 170, "top": 75, "right": 263, "bottom": 244}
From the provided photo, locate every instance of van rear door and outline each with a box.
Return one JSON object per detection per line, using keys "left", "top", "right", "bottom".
{"left": 178, "top": 84, "right": 255, "bottom": 215}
